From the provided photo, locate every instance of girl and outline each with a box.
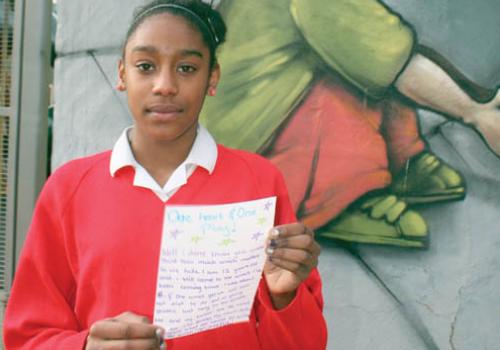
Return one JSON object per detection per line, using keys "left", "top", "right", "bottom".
{"left": 3, "top": 0, "right": 327, "bottom": 349}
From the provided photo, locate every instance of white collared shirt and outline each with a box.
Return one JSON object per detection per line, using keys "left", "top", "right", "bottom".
{"left": 110, "top": 124, "right": 218, "bottom": 202}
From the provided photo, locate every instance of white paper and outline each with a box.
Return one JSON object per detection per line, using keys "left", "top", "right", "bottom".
{"left": 154, "top": 196, "right": 277, "bottom": 339}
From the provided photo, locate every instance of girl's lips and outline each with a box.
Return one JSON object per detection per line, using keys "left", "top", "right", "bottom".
{"left": 147, "top": 104, "right": 183, "bottom": 113}
{"left": 146, "top": 105, "right": 184, "bottom": 121}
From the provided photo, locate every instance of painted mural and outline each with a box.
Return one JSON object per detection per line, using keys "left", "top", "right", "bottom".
{"left": 200, "top": 0, "right": 500, "bottom": 249}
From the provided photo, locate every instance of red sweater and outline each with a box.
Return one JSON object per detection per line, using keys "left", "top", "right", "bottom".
{"left": 4, "top": 145, "right": 327, "bottom": 349}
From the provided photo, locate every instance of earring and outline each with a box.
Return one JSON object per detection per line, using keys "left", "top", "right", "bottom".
{"left": 116, "top": 80, "right": 126, "bottom": 91}
{"left": 208, "top": 85, "right": 217, "bottom": 96}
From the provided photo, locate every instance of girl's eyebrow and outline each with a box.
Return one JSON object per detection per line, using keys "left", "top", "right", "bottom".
{"left": 180, "top": 49, "right": 204, "bottom": 59}
{"left": 131, "top": 45, "right": 204, "bottom": 59}
{"left": 131, "top": 45, "right": 157, "bottom": 54}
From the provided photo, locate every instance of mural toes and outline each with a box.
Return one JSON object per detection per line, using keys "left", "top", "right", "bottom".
{"left": 391, "top": 151, "right": 465, "bottom": 204}
{"left": 318, "top": 194, "right": 428, "bottom": 248}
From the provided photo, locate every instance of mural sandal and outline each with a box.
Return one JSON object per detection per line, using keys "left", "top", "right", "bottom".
{"left": 391, "top": 151, "right": 465, "bottom": 204}
{"left": 318, "top": 195, "right": 428, "bottom": 248}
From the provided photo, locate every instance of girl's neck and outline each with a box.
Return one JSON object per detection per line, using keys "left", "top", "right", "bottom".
{"left": 128, "top": 126, "right": 197, "bottom": 187}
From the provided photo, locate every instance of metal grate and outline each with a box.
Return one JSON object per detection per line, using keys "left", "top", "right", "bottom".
{"left": 0, "top": 290, "right": 6, "bottom": 347}
{"left": 0, "top": 116, "right": 8, "bottom": 292}
{"left": 0, "top": 0, "right": 14, "bottom": 107}
{"left": 0, "top": 0, "right": 14, "bottom": 295}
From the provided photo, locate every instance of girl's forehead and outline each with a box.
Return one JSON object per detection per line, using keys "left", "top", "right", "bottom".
{"left": 124, "top": 12, "right": 209, "bottom": 58}
{"left": 129, "top": 12, "right": 205, "bottom": 46}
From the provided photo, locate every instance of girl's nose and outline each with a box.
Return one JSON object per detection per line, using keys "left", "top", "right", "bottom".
{"left": 152, "top": 70, "right": 178, "bottom": 96}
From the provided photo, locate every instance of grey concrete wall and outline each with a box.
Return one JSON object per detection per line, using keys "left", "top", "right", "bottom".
{"left": 54, "top": 1, "right": 500, "bottom": 349}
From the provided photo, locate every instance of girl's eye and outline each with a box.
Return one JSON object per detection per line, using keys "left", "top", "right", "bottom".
{"left": 177, "top": 65, "right": 197, "bottom": 74}
{"left": 136, "top": 62, "right": 154, "bottom": 72}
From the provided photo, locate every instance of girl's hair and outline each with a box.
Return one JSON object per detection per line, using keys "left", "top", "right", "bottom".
{"left": 124, "top": 0, "right": 227, "bottom": 69}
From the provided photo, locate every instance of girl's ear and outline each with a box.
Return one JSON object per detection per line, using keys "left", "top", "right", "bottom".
{"left": 207, "top": 85, "right": 217, "bottom": 96}
{"left": 207, "top": 63, "right": 221, "bottom": 96}
{"left": 117, "top": 59, "right": 126, "bottom": 91}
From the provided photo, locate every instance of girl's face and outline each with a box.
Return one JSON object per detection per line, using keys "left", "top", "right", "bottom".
{"left": 119, "top": 12, "right": 219, "bottom": 143}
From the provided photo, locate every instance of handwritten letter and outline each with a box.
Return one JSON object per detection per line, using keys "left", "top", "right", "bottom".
{"left": 154, "top": 197, "right": 277, "bottom": 339}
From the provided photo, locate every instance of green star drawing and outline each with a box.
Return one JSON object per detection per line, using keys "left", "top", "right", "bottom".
{"left": 191, "top": 235, "right": 203, "bottom": 244}
{"left": 257, "top": 216, "right": 267, "bottom": 225}
{"left": 220, "top": 238, "right": 235, "bottom": 246}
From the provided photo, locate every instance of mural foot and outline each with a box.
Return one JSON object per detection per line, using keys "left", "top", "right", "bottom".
{"left": 468, "top": 88, "right": 500, "bottom": 158}
{"left": 391, "top": 151, "right": 465, "bottom": 204}
{"left": 319, "top": 195, "right": 428, "bottom": 248}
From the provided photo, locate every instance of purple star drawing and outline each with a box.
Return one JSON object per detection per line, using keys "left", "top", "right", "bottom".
{"left": 170, "top": 229, "right": 182, "bottom": 239}
{"left": 252, "top": 231, "right": 264, "bottom": 241}
{"left": 264, "top": 201, "right": 273, "bottom": 211}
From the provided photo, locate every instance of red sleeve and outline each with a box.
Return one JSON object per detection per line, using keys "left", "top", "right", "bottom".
{"left": 3, "top": 172, "right": 88, "bottom": 349}
{"left": 253, "top": 168, "right": 328, "bottom": 349}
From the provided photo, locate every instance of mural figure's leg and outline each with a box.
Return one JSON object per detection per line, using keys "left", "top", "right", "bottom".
{"left": 266, "top": 79, "right": 428, "bottom": 247}
{"left": 382, "top": 99, "right": 466, "bottom": 204}
{"left": 396, "top": 52, "right": 500, "bottom": 159}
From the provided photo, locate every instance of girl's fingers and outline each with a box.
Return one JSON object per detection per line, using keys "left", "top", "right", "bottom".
{"left": 267, "top": 234, "right": 320, "bottom": 254}
{"left": 114, "top": 311, "right": 153, "bottom": 324}
{"left": 266, "top": 257, "right": 311, "bottom": 278}
{"left": 87, "top": 338, "right": 163, "bottom": 350}
{"left": 269, "top": 223, "right": 314, "bottom": 239}
{"left": 89, "top": 319, "right": 162, "bottom": 341}
{"left": 267, "top": 224, "right": 321, "bottom": 265}
{"left": 266, "top": 247, "right": 318, "bottom": 269}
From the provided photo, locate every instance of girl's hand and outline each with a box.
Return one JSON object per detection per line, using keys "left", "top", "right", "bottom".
{"left": 263, "top": 223, "right": 321, "bottom": 309}
{"left": 85, "top": 311, "right": 166, "bottom": 350}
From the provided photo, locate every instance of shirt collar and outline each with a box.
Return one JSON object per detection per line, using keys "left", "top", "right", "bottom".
{"left": 109, "top": 124, "right": 218, "bottom": 178}
{"left": 184, "top": 124, "right": 218, "bottom": 174}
